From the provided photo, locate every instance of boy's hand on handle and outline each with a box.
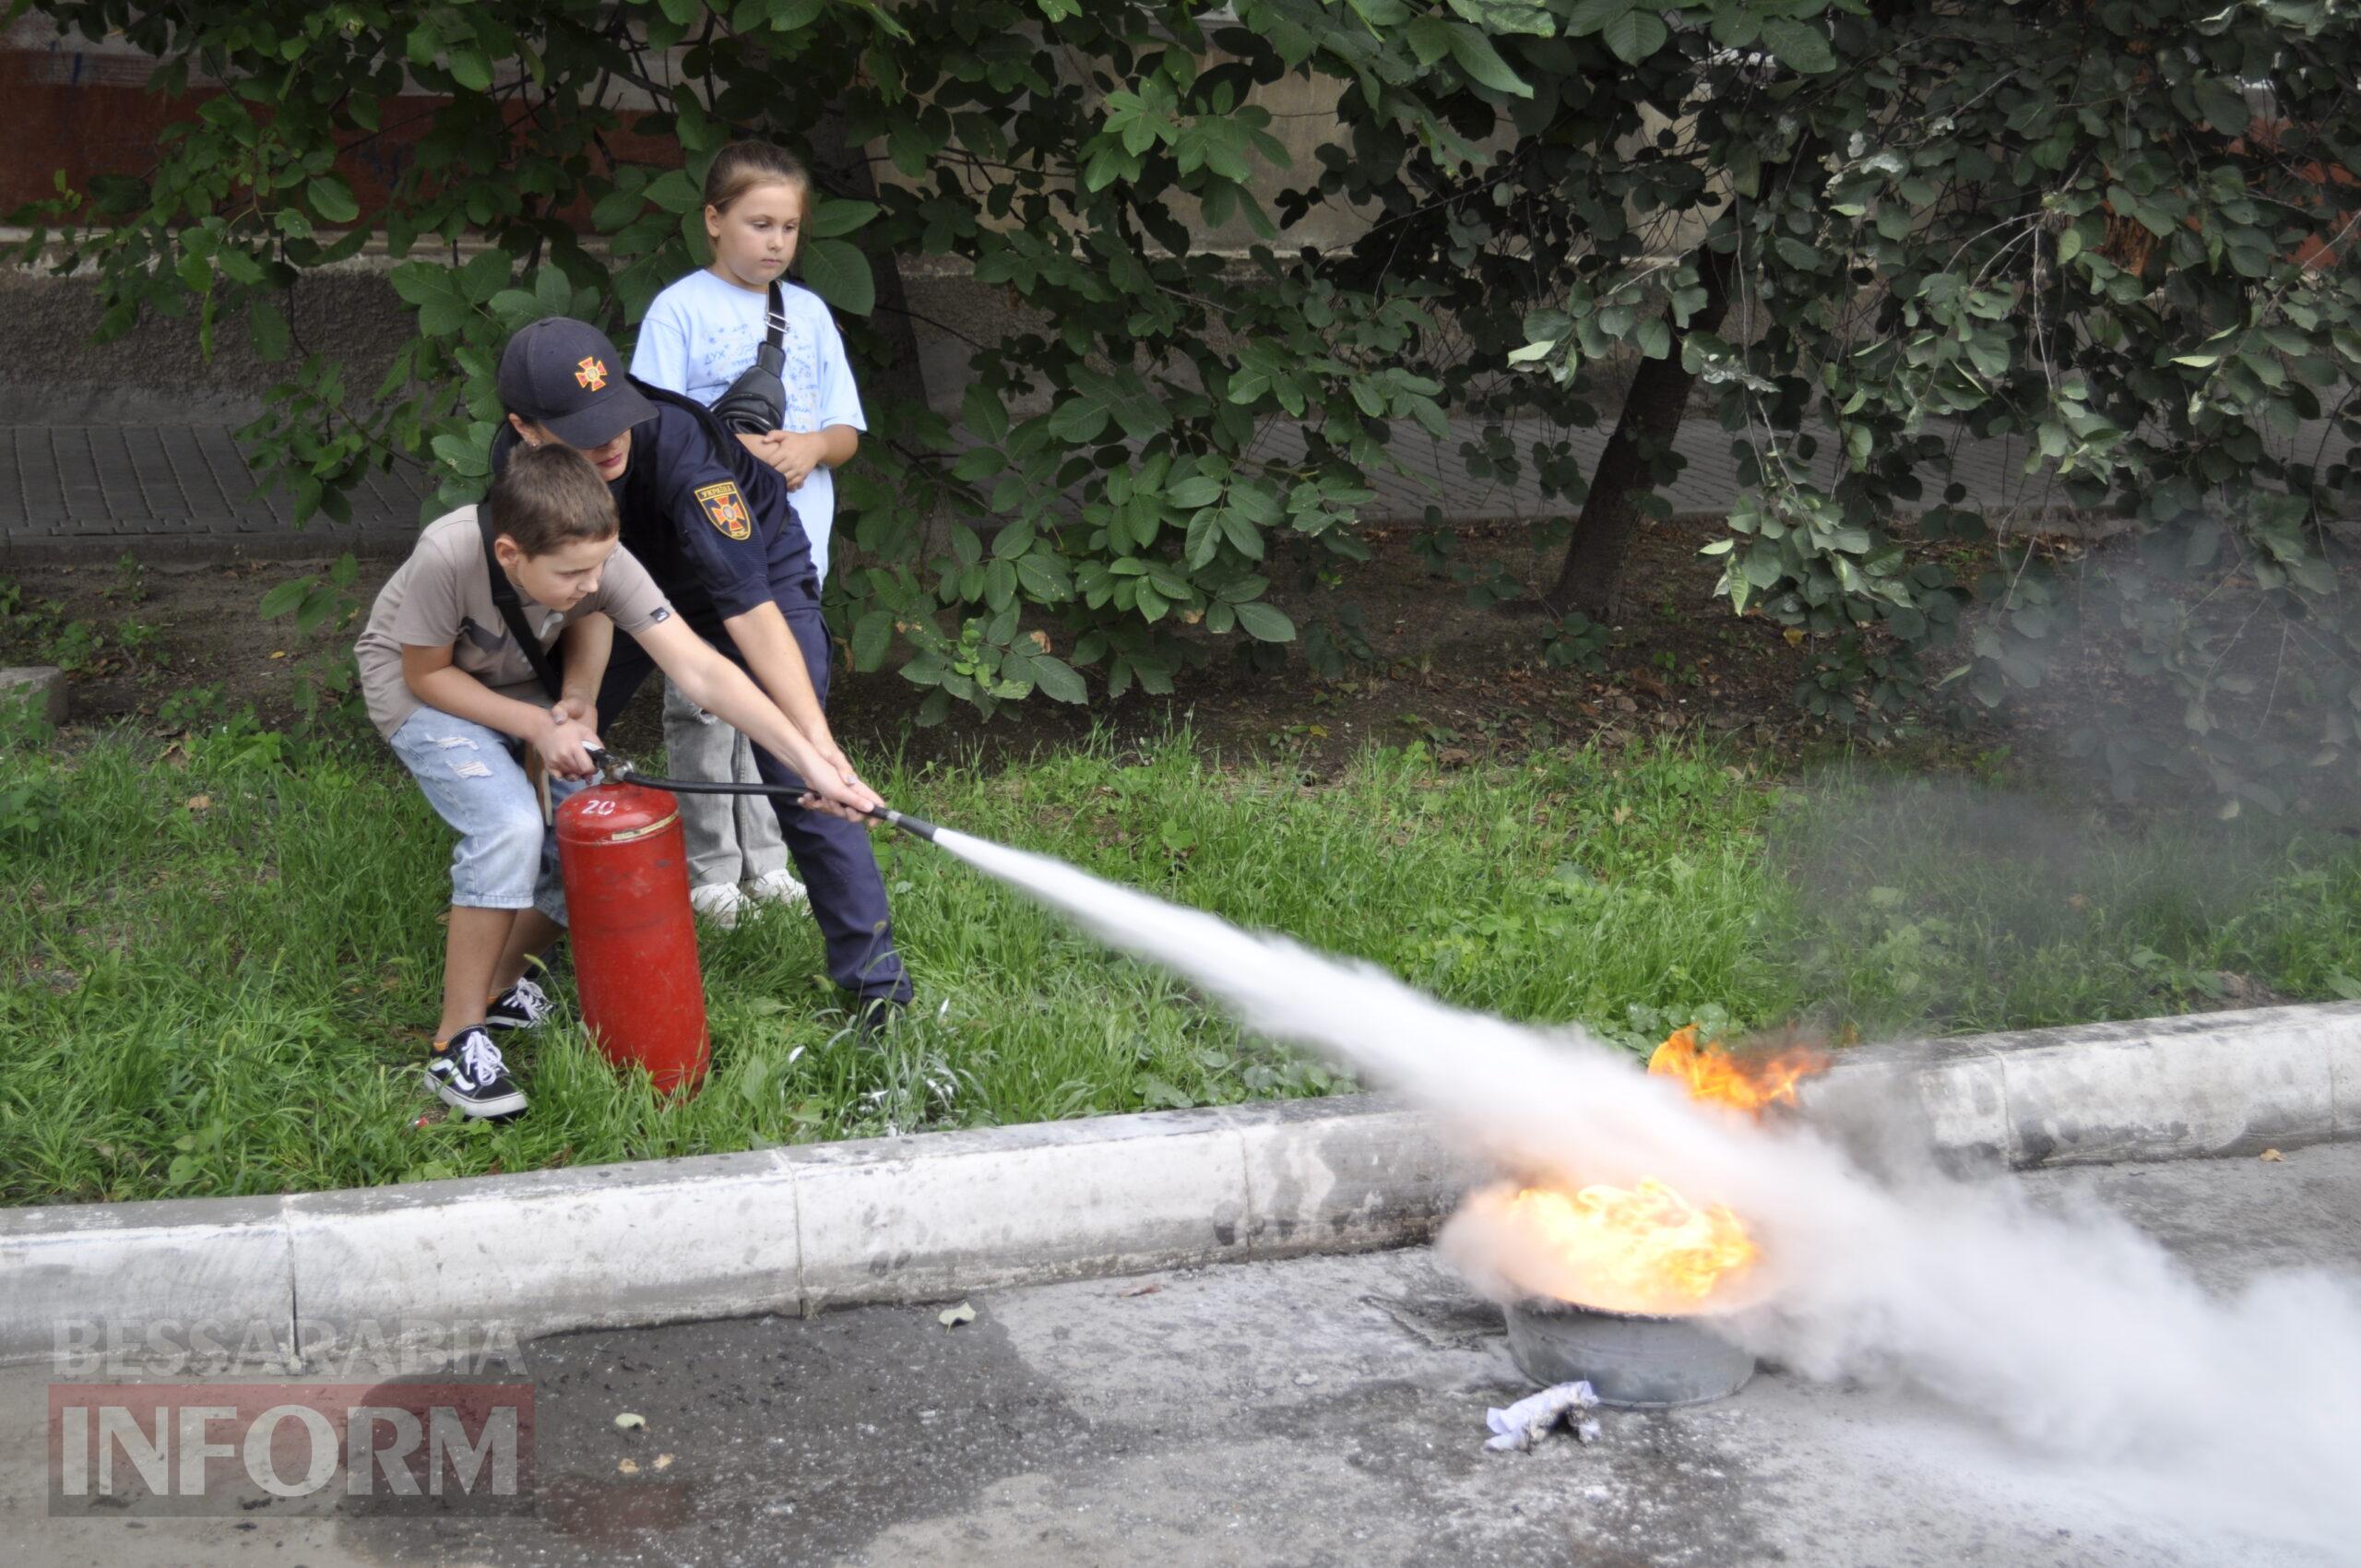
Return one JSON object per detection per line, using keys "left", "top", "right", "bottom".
{"left": 535, "top": 711, "right": 602, "bottom": 779}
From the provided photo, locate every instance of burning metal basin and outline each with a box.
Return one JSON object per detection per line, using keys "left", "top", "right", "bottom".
{"left": 1502, "top": 1295, "right": 1756, "bottom": 1408}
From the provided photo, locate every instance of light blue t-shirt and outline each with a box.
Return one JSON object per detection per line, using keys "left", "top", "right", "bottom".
{"left": 631, "top": 269, "right": 866, "bottom": 585}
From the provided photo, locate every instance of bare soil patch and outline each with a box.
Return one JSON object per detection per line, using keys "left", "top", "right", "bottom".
{"left": 1, "top": 516, "right": 1849, "bottom": 771}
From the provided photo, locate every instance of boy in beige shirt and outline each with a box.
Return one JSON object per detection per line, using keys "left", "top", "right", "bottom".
{"left": 355, "top": 443, "right": 881, "bottom": 1118}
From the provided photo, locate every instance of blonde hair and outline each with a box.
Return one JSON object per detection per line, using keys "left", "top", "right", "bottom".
{"left": 703, "top": 141, "right": 812, "bottom": 213}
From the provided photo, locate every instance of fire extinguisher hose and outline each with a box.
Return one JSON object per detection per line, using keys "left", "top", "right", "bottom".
{"left": 580, "top": 746, "right": 942, "bottom": 842}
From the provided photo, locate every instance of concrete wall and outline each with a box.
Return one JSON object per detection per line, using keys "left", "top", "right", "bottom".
{"left": 0, "top": 256, "right": 1035, "bottom": 425}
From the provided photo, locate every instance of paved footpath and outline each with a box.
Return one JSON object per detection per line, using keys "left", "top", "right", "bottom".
{"left": 1, "top": 1141, "right": 2353, "bottom": 1566}
{"left": 9, "top": 413, "right": 2347, "bottom": 564}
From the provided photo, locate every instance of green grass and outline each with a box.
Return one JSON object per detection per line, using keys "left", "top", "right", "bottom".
{"left": 5, "top": 710, "right": 2359, "bottom": 1206}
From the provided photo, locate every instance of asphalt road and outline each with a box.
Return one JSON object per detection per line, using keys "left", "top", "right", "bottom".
{"left": 6, "top": 1142, "right": 2357, "bottom": 1567}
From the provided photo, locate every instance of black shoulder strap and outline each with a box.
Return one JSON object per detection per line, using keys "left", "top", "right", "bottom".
{"left": 757, "top": 279, "right": 788, "bottom": 374}
{"left": 477, "top": 499, "right": 564, "bottom": 704}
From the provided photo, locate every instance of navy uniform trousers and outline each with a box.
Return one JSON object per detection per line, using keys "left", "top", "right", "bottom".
{"left": 596, "top": 601, "right": 912, "bottom": 1006}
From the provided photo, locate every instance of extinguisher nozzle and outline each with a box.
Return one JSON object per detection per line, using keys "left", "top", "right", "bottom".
{"left": 872, "top": 806, "right": 941, "bottom": 843}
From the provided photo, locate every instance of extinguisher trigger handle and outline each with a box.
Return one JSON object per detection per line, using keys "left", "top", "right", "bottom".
{"left": 581, "top": 743, "right": 631, "bottom": 785}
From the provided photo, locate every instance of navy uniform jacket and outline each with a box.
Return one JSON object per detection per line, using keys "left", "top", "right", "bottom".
{"left": 492, "top": 378, "right": 817, "bottom": 639}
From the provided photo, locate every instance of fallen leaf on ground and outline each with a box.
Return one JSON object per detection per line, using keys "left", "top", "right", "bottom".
{"left": 617, "top": 1458, "right": 639, "bottom": 1475}
{"left": 184, "top": 795, "right": 212, "bottom": 812}
{"left": 613, "top": 1412, "right": 647, "bottom": 1431}
{"left": 938, "top": 1301, "right": 977, "bottom": 1327}
{"left": 652, "top": 1454, "right": 674, "bottom": 1471}
{"left": 2260, "top": 1148, "right": 2285, "bottom": 1162}
{"left": 1118, "top": 1283, "right": 1163, "bottom": 1299}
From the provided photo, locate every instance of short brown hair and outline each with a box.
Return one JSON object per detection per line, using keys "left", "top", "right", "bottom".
{"left": 490, "top": 443, "right": 618, "bottom": 556}
{"left": 703, "top": 141, "right": 811, "bottom": 214}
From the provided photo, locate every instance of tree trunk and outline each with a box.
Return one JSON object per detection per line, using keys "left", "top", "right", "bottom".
{"left": 1539, "top": 239, "right": 1738, "bottom": 623}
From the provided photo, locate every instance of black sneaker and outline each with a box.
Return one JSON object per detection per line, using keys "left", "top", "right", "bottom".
{"left": 484, "top": 977, "right": 554, "bottom": 1034}
{"left": 425, "top": 1028, "right": 527, "bottom": 1119}
{"left": 852, "top": 996, "right": 908, "bottom": 1045}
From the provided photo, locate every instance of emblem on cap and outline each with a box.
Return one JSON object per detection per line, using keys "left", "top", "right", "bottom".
{"left": 575, "top": 356, "right": 609, "bottom": 391}
{"left": 694, "top": 481, "right": 753, "bottom": 540}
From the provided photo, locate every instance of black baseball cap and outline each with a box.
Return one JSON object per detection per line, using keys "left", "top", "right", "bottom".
{"left": 496, "top": 317, "right": 658, "bottom": 447}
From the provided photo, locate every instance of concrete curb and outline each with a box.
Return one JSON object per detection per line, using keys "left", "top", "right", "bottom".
{"left": 5, "top": 1002, "right": 2355, "bottom": 1367}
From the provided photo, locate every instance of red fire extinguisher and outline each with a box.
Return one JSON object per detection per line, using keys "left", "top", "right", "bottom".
{"left": 554, "top": 782, "right": 710, "bottom": 1095}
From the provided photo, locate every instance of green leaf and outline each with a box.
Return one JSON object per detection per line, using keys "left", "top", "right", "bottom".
{"left": 962, "top": 385, "right": 1010, "bottom": 444}
{"left": 1048, "top": 397, "right": 1111, "bottom": 445}
{"left": 1445, "top": 0, "right": 1556, "bottom": 35}
{"left": 592, "top": 185, "right": 648, "bottom": 232}
{"left": 800, "top": 239, "right": 875, "bottom": 316}
{"left": 458, "top": 249, "right": 511, "bottom": 304}
{"left": 804, "top": 199, "right": 881, "bottom": 239}
{"left": 307, "top": 175, "right": 360, "bottom": 224}
{"left": 1165, "top": 475, "right": 1224, "bottom": 509}
{"left": 952, "top": 446, "right": 1006, "bottom": 481}
{"left": 447, "top": 48, "right": 492, "bottom": 93}
{"left": 1759, "top": 18, "right": 1835, "bottom": 74}
{"left": 1598, "top": 8, "right": 1667, "bottom": 65}
{"left": 645, "top": 170, "right": 700, "bottom": 214}
{"left": 430, "top": 430, "right": 491, "bottom": 478}
{"left": 1030, "top": 654, "right": 1087, "bottom": 703}
{"left": 1446, "top": 25, "right": 1534, "bottom": 97}
{"left": 984, "top": 558, "right": 1018, "bottom": 611}
{"left": 1014, "top": 551, "right": 1073, "bottom": 601}
{"left": 257, "top": 578, "right": 309, "bottom": 618}
{"left": 1233, "top": 601, "right": 1296, "bottom": 643}
{"left": 1564, "top": 0, "right": 1631, "bottom": 37}
{"left": 2194, "top": 78, "right": 2251, "bottom": 133}
{"left": 388, "top": 262, "right": 451, "bottom": 308}
{"left": 850, "top": 609, "right": 895, "bottom": 671}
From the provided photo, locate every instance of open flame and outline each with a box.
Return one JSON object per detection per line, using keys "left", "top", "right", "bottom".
{"left": 1448, "top": 1028, "right": 1832, "bottom": 1316}
{"left": 1647, "top": 1025, "right": 1830, "bottom": 1113}
{"left": 1458, "top": 1177, "right": 1760, "bottom": 1317}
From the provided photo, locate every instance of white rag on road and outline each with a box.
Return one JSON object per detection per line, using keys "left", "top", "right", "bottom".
{"left": 1484, "top": 1381, "right": 1602, "bottom": 1452}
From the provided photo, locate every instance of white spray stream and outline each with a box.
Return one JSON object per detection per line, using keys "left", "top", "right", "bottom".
{"left": 931, "top": 826, "right": 2361, "bottom": 1549}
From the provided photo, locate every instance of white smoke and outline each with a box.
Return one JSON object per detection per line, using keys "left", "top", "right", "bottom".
{"left": 933, "top": 826, "right": 2361, "bottom": 1551}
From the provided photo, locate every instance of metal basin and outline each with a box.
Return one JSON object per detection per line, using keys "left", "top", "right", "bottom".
{"left": 1502, "top": 1295, "right": 1756, "bottom": 1408}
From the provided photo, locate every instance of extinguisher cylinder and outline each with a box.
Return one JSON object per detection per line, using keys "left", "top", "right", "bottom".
{"left": 554, "top": 783, "right": 711, "bottom": 1094}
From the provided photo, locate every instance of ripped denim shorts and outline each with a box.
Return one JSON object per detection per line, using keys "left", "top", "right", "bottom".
{"left": 387, "top": 707, "right": 587, "bottom": 917}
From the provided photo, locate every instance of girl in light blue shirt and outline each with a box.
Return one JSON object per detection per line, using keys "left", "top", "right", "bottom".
{"left": 628, "top": 142, "right": 871, "bottom": 928}
{"left": 630, "top": 141, "right": 867, "bottom": 588}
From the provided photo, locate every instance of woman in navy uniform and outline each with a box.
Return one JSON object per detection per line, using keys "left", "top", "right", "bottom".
{"left": 492, "top": 316, "right": 912, "bottom": 1018}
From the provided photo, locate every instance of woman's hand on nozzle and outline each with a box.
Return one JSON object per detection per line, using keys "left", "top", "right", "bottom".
{"left": 801, "top": 764, "right": 886, "bottom": 824}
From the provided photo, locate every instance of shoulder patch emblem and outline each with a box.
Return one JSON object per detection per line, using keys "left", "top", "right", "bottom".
{"left": 694, "top": 481, "right": 753, "bottom": 541}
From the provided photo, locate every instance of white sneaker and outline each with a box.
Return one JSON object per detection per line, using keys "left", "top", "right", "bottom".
{"left": 743, "top": 869, "right": 809, "bottom": 909}
{"left": 688, "top": 882, "right": 744, "bottom": 930}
